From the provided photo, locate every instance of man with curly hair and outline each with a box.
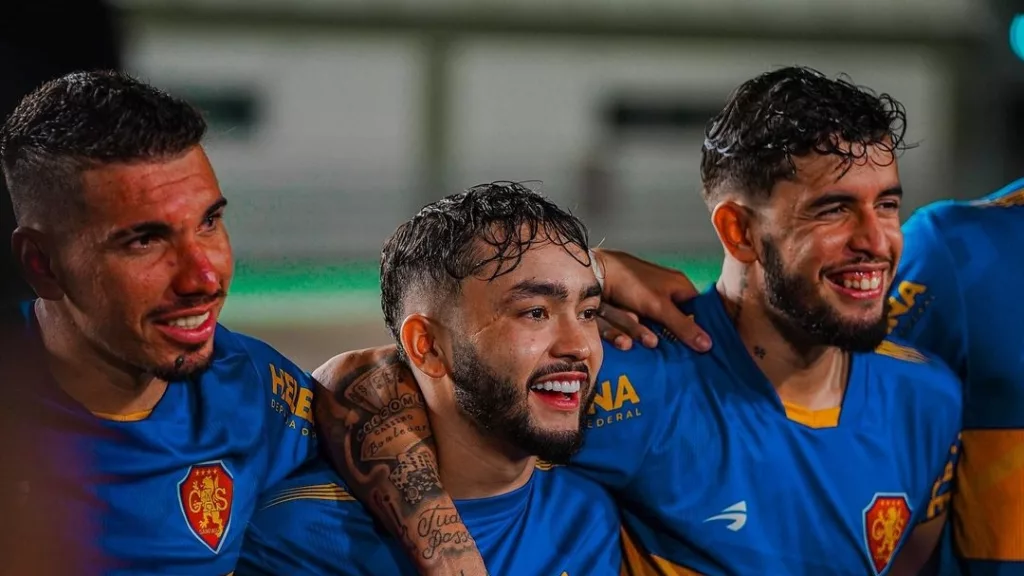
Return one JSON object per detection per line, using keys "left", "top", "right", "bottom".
{"left": 319, "top": 67, "right": 962, "bottom": 576}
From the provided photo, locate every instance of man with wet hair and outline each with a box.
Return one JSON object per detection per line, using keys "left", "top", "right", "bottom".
{"left": 238, "top": 182, "right": 622, "bottom": 575}
{"left": 327, "top": 67, "right": 962, "bottom": 575}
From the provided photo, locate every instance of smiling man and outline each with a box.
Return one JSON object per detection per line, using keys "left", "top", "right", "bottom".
{"left": 316, "top": 67, "right": 965, "bottom": 576}
{"left": 2, "top": 71, "right": 317, "bottom": 574}
{"left": 237, "top": 183, "right": 623, "bottom": 576}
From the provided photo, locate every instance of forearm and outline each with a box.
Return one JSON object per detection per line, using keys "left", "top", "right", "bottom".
{"left": 313, "top": 349, "right": 487, "bottom": 575}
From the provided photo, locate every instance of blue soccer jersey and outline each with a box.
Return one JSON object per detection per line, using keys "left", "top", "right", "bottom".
{"left": 237, "top": 458, "right": 623, "bottom": 576}
{"left": 888, "top": 181, "right": 1024, "bottom": 576}
{"left": 23, "top": 305, "right": 318, "bottom": 574}
{"left": 573, "top": 289, "right": 962, "bottom": 576}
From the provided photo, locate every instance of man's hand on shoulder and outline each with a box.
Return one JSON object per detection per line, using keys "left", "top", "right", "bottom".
{"left": 593, "top": 248, "right": 712, "bottom": 353}
{"left": 312, "top": 345, "right": 488, "bottom": 576}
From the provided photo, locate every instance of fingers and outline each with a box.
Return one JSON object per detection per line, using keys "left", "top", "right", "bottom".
{"left": 662, "top": 268, "right": 700, "bottom": 304}
{"left": 653, "top": 303, "right": 712, "bottom": 352}
{"left": 598, "top": 317, "right": 634, "bottom": 351}
{"left": 599, "top": 304, "right": 658, "bottom": 350}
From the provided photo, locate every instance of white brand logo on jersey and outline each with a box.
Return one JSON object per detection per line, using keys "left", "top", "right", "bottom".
{"left": 703, "top": 500, "right": 747, "bottom": 531}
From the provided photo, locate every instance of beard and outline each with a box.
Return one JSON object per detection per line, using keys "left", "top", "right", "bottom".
{"left": 149, "top": 345, "right": 214, "bottom": 382}
{"left": 83, "top": 321, "right": 214, "bottom": 384}
{"left": 760, "top": 237, "right": 890, "bottom": 353}
{"left": 449, "top": 339, "right": 594, "bottom": 464}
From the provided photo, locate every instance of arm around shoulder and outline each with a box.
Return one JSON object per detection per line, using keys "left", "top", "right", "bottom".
{"left": 312, "top": 345, "right": 488, "bottom": 576}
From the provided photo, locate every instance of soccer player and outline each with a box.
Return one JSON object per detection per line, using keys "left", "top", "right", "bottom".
{"left": 2, "top": 70, "right": 709, "bottom": 575}
{"left": 237, "top": 183, "right": 623, "bottom": 575}
{"left": 1, "top": 71, "right": 320, "bottom": 574}
{"left": 322, "top": 67, "right": 964, "bottom": 575}
{"left": 887, "top": 181, "right": 1024, "bottom": 576}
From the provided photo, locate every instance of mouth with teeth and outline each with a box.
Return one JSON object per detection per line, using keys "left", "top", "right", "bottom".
{"left": 528, "top": 374, "right": 586, "bottom": 412}
{"left": 824, "top": 268, "right": 886, "bottom": 301}
{"left": 152, "top": 309, "right": 217, "bottom": 346}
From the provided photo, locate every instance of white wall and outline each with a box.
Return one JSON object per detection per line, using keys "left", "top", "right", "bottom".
{"left": 124, "top": 23, "right": 958, "bottom": 257}
{"left": 126, "top": 25, "right": 425, "bottom": 259}
{"left": 448, "top": 38, "right": 955, "bottom": 251}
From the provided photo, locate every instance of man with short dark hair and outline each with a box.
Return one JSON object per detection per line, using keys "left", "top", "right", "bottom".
{"left": 238, "top": 183, "right": 623, "bottom": 575}
{"left": 2, "top": 70, "right": 318, "bottom": 573}
{"left": 3, "top": 70, "right": 715, "bottom": 574}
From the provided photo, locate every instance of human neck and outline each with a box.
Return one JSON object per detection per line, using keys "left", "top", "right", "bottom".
{"left": 428, "top": 403, "right": 535, "bottom": 501}
{"left": 716, "top": 264, "right": 849, "bottom": 411}
{"left": 35, "top": 300, "right": 168, "bottom": 417}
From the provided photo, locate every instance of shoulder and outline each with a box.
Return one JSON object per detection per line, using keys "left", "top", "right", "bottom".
{"left": 210, "top": 326, "right": 315, "bottom": 414}
{"left": 215, "top": 324, "right": 294, "bottom": 367}
{"left": 976, "top": 177, "right": 1024, "bottom": 208}
{"left": 599, "top": 310, "right": 707, "bottom": 387}
{"left": 905, "top": 191, "right": 1019, "bottom": 248}
{"left": 594, "top": 335, "right": 699, "bottom": 429}
{"left": 257, "top": 460, "right": 372, "bottom": 524}
{"left": 596, "top": 295, "right": 726, "bottom": 414}
{"left": 313, "top": 345, "right": 404, "bottom": 394}
{"left": 245, "top": 461, "right": 404, "bottom": 575}
{"left": 867, "top": 338, "right": 963, "bottom": 414}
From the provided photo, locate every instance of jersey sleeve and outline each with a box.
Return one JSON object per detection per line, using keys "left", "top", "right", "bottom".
{"left": 238, "top": 337, "right": 319, "bottom": 490}
{"left": 888, "top": 207, "right": 969, "bottom": 378}
{"left": 570, "top": 340, "right": 673, "bottom": 490}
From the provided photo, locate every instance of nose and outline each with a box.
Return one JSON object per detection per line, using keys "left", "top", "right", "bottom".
{"left": 848, "top": 208, "right": 890, "bottom": 259}
{"left": 171, "top": 241, "right": 221, "bottom": 297}
{"left": 550, "top": 314, "right": 594, "bottom": 363}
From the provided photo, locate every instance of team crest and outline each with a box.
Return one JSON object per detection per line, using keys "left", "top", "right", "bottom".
{"left": 178, "top": 461, "right": 234, "bottom": 553}
{"left": 862, "top": 493, "right": 912, "bottom": 575}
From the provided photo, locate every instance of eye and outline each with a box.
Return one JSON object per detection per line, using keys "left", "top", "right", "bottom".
{"left": 818, "top": 205, "right": 845, "bottom": 217}
{"left": 128, "top": 235, "right": 157, "bottom": 250}
{"left": 580, "top": 307, "right": 599, "bottom": 321}
{"left": 201, "top": 212, "right": 224, "bottom": 231}
{"left": 522, "top": 308, "right": 548, "bottom": 321}
{"left": 877, "top": 200, "right": 901, "bottom": 213}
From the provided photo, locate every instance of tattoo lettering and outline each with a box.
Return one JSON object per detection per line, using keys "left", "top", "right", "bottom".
{"left": 417, "top": 505, "right": 475, "bottom": 561}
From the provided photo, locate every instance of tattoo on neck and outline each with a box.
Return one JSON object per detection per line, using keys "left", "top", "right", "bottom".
{"left": 753, "top": 345, "right": 766, "bottom": 359}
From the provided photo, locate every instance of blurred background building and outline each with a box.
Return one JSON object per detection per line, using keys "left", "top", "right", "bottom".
{"left": 5, "top": 0, "right": 1024, "bottom": 368}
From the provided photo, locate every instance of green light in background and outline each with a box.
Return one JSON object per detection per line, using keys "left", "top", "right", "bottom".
{"left": 1011, "top": 14, "right": 1024, "bottom": 61}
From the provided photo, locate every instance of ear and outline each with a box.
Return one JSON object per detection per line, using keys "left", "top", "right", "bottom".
{"left": 711, "top": 201, "right": 758, "bottom": 265}
{"left": 11, "top": 227, "right": 64, "bottom": 301}
{"left": 399, "top": 314, "right": 448, "bottom": 379}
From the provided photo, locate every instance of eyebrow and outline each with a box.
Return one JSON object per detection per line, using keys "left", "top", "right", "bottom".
{"left": 502, "top": 279, "right": 603, "bottom": 304}
{"left": 107, "top": 197, "right": 228, "bottom": 243}
{"left": 807, "top": 186, "right": 903, "bottom": 209}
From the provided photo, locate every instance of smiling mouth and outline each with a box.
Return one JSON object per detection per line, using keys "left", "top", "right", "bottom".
{"left": 152, "top": 308, "right": 218, "bottom": 346}
{"left": 824, "top": 269, "right": 886, "bottom": 300}
{"left": 529, "top": 378, "right": 584, "bottom": 411}
{"left": 157, "top": 312, "right": 211, "bottom": 329}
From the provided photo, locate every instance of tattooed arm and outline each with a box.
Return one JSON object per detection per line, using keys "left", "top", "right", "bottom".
{"left": 313, "top": 346, "right": 487, "bottom": 576}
